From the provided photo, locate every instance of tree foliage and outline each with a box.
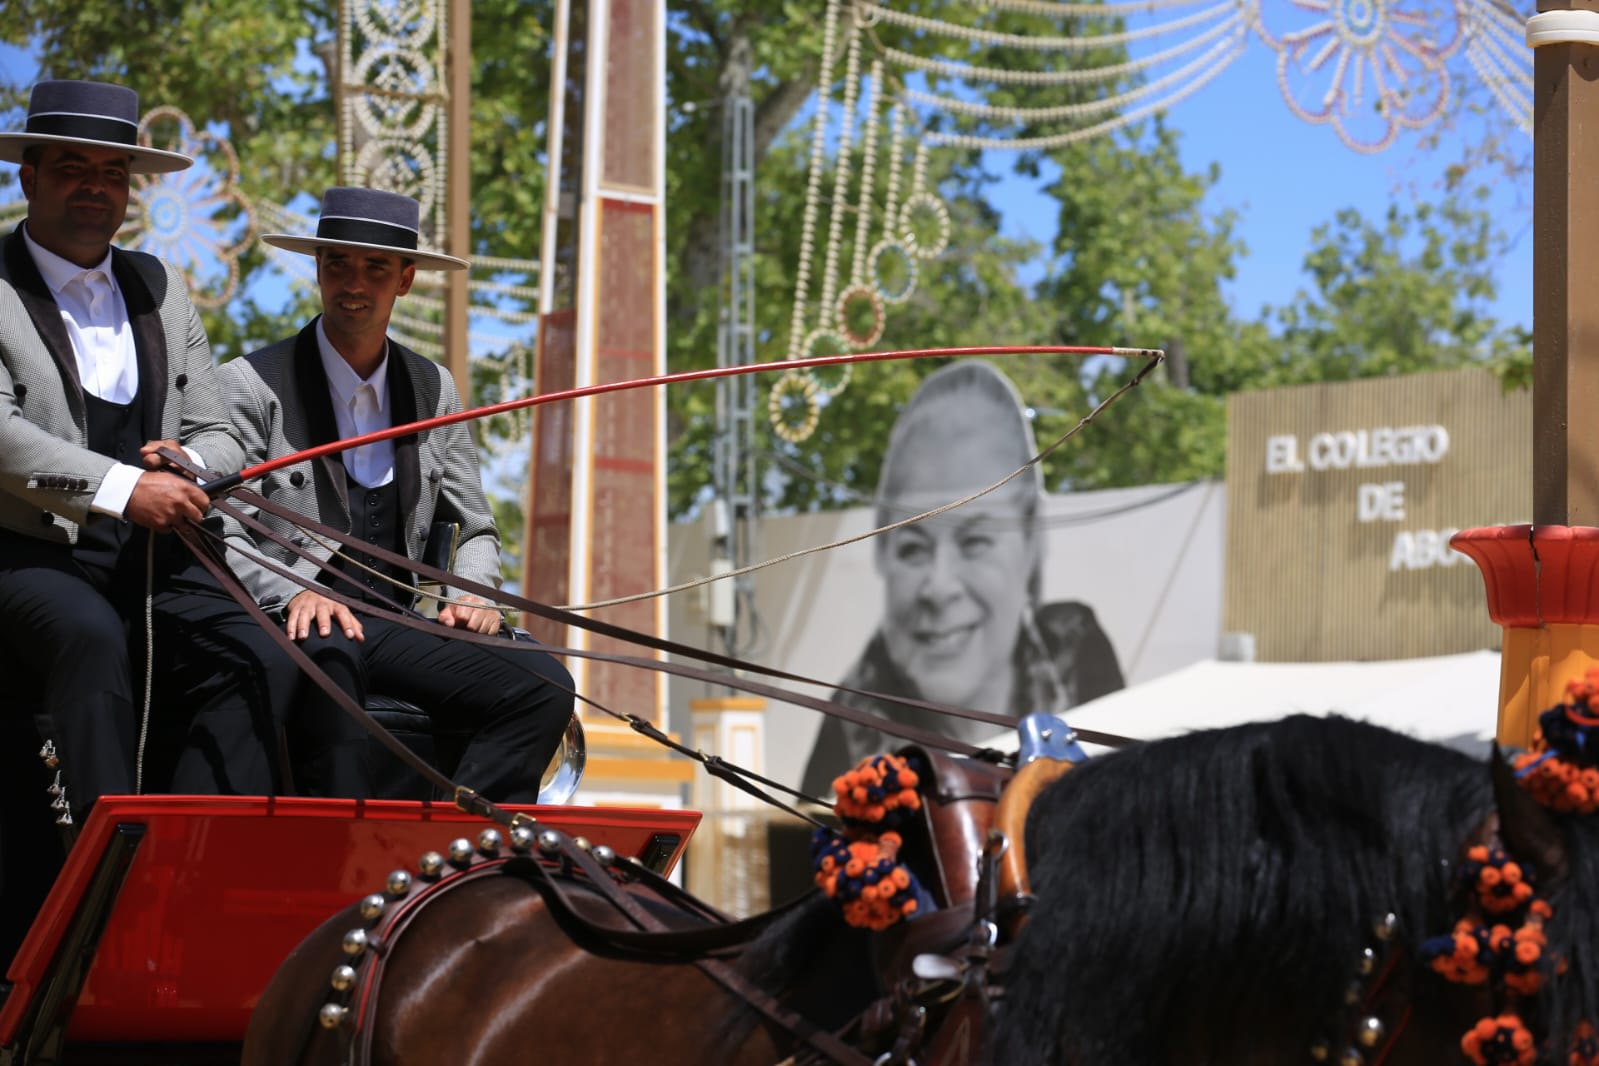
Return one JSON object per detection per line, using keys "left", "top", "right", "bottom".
{"left": 0, "top": 1, "right": 1532, "bottom": 523}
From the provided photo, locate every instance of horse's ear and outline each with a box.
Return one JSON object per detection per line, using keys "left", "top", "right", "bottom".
{"left": 1492, "top": 745, "right": 1569, "bottom": 883}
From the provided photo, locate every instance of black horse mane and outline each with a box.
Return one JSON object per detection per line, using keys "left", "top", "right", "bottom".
{"left": 1544, "top": 814, "right": 1599, "bottom": 1051}
{"left": 990, "top": 714, "right": 1497, "bottom": 1064}
{"left": 738, "top": 889, "right": 878, "bottom": 1024}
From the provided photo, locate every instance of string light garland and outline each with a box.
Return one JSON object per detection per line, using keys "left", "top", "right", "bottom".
{"left": 777, "top": 0, "right": 1532, "bottom": 441}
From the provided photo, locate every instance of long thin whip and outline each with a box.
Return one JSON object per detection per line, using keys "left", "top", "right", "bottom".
{"left": 203, "top": 344, "right": 1162, "bottom": 496}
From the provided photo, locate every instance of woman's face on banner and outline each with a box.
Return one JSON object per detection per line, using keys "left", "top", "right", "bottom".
{"left": 876, "top": 423, "right": 1037, "bottom": 710}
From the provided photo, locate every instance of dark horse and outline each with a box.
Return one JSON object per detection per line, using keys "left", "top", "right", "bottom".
{"left": 244, "top": 715, "right": 1599, "bottom": 1065}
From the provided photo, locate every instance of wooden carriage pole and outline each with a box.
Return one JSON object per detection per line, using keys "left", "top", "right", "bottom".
{"left": 1452, "top": 4, "right": 1599, "bottom": 748}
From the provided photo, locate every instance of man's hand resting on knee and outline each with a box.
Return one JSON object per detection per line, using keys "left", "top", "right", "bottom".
{"left": 287, "top": 589, "right": 365, "bottom": 642}
{"left": 438, "top": 594, "right": 502, "bottom": 635}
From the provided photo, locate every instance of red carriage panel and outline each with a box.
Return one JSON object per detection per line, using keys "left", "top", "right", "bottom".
{"left": 0, "top": 795, "right": 698, "bottom": 1048}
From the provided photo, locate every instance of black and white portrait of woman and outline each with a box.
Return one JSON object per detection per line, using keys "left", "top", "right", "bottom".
{"left": 799, "top": 361, "right": 1125, "bottom": 796}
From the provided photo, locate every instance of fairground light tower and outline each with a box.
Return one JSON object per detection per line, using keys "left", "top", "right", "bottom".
{"left": 522, "top": 0, "right": 688, "bottom": 806}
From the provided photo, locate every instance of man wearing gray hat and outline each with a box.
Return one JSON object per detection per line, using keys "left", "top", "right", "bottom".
{"left": 220, "top": 186, "right": 573, "bottom": 803}
{"left": 0, "top": 80, "right": 300, "bottom": 961}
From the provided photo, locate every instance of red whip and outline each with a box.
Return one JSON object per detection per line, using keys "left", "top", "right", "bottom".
{"left": 204, "top": 343, "right": 1161, "bottom": 496}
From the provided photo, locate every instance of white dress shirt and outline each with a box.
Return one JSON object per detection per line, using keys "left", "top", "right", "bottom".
{"left": 316, "top": 318, "right": 396, "bottom": 489}
{"left": 24, "top": 226, "right": 144, "bottom": 517}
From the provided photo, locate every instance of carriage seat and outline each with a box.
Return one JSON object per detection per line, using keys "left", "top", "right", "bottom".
{"left": 363, "top": 694, "right": 468, "bottom": 799}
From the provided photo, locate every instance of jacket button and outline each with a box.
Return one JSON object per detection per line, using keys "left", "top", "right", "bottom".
{"left": 13, "top": 384, "right": 24, "bottom": 400}
{"left": 289, "top": 471, "right": 305, "bottom": 488}
{"left": 174, "top": 373, "right": 188, "bottom": 389}
{"left": 428, "top": 470, "right": 440, "bottom": 483}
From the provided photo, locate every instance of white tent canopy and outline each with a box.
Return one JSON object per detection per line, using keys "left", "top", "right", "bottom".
{"left": 986, "top": 650, "right": 1504, "bottom": 756}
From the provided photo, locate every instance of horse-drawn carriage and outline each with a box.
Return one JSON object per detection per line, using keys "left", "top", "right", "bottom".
{"left": 4, "top": 347, "right": 1597, "bottom": 1064}
{"left": 11, "top": 691, "right": 1599, "bottom": 1066}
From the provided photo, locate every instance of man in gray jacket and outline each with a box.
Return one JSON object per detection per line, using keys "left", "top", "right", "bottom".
{"left": 0, "top": 79, "right": 300, "bottom": 966}
{"left": 0, "top": 80, "right": 296, "bottom": 811}
{"left": 221, "top": 186, "right": 573, "bottom": 803}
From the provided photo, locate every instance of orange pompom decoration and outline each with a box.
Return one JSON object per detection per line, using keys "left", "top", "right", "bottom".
{"left": 1569, "top": 1022, "right": 1599, "bottom": 1066}
{"left": 831, "top": 753, "right": 923, "bottom": 831}
{"left": 1461, "top": 1014, "right": 1536, "bottom": 1066}
{"left": 809, "top": 827, "right": 925, "bottom": 931}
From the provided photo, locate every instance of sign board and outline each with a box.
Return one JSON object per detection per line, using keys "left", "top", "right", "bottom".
{"left": 1225, "top": 368, "right": 1529, "bottom": 661}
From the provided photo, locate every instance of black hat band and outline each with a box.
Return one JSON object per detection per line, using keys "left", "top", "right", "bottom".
{"left": 316, "top": 216, "right": 419, "bottom": 251}
{"left": 24, "top": 112, "right": 138, "bottom": 148}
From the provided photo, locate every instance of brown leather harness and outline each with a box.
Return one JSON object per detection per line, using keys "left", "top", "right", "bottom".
{"left": 297, "top": 748, "right": 1043, "bottom": 1066}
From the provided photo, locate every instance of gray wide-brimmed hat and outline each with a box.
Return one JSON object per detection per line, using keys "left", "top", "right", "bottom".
{"left": 260, "top": 186, "right": 468, "bottom": 271}
{"left": 0, "top": 79, "right": 192, "bottom": 174}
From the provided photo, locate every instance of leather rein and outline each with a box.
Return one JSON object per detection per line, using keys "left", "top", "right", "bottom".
{"left": 153, "top": 453, "right": 1062, "bottom": 1065}
{"left": 175, "top": 524, "right": 891, "bottom": 1066}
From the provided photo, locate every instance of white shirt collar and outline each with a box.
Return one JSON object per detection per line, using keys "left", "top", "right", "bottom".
{"left": 22, "top": 223, "right": 116, "bottom": 296}
{"left": 315, "top": 316, "right": 389, "bottom": 408}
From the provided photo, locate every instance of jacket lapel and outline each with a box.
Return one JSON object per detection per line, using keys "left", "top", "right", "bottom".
{"left": 111, "top": 248, "right": 167, "bottom": 440}
{"left": 387, "top": 341, "right": 422, "bottom": 519}
{"left": 291, "top": 319, "right": 350, "bottom": 501}
{"left": 2, "top": 226, "right": 83, "bottom": 408}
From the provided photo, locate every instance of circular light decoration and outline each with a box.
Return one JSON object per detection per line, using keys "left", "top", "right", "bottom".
{"left": 354, "top": 0, "right": 438, "bottom": 51}
{"left": 351, "top": 47, "right": 439, "bottom": 143}
{"left": 801, "top": 327, "right": 853, "bottom": 398}
{"left": 124, "top": 106, "right": 253, "bottom": 310}
{"left": 898, "top": 191, "right": 951, "bottom": 261}
{"left": 868, "top": 239, "right": 918, "bottom": 305}
{"left": 768, "top": 369, "right": 821, "bottom": 444}
{"left": 834, "top": 285, "right": 886, "bottom": 349}
{"left": 1259, "top": 0, "right": 1462, "bottom": 153}
{"left": 1337, "top": 0, "right": 1384, "bottom": 46}
{"left": 353, "top": 137, "right": 441, "bottom": 222}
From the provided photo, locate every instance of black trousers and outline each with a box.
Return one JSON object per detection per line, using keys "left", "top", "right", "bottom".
{"left": 0, "top": 535, "right": 295, "bottom": 809}
{"left": 0, "top": 531, "right": 297, "bottom": 970}
{"left": 295, "top": 614, "right": 574, "bottom": 804}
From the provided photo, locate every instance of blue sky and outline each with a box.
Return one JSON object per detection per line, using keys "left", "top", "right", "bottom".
{"left": 988, "top": 28, "right": 1534, "bottom": 332}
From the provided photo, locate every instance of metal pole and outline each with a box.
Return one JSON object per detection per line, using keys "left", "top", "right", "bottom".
{"left": 712, "top": 89, "right": 757, "bottom": 661}
{"left": 538, "top": 0, "right": 572, "bottom": 317}
{"left": 444, "top": 0, "right": 472, "bottom": 405}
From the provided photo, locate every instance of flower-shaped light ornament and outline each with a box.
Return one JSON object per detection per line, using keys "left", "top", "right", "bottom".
{"left": 122, "top": 107, "right": 253, "bottom": 309}
{"left": 1258, "top": 0, "right": 1465, "bottom": 152}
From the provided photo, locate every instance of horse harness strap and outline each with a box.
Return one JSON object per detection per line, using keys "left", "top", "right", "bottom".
{"left": 509, "top": 843, "right": 878, "bottom": 1066}
{"left": 318, "top": 838, "right": 879, "bottom": 1066}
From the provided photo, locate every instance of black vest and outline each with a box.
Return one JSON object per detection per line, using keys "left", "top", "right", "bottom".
{"left": 323, "top": 471, "right": 413, "bottom": 607}
{"left": 72, "top": 390, "right": 145, "bottom": 585}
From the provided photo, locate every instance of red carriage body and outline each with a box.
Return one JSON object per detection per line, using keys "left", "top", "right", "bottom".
{"left": 0, "top": 796, "right": 697, "bottom": 1063}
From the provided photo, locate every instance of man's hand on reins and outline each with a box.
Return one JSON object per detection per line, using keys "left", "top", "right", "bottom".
{"left": 286, "top": 589, "right": 365, "bottom": 642}
{"left": 139, "top": 438, "right": 195, "bottom": 477}
{"left": 124, "top": 470, "right": 209, "bottom": 532}
{"left": 439, "top": 594, "right": 503, "bottom": 635}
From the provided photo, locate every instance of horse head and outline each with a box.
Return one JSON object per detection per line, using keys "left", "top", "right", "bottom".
{"left": 988, "top": 712, "right": 1599, "bottom": 1066}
